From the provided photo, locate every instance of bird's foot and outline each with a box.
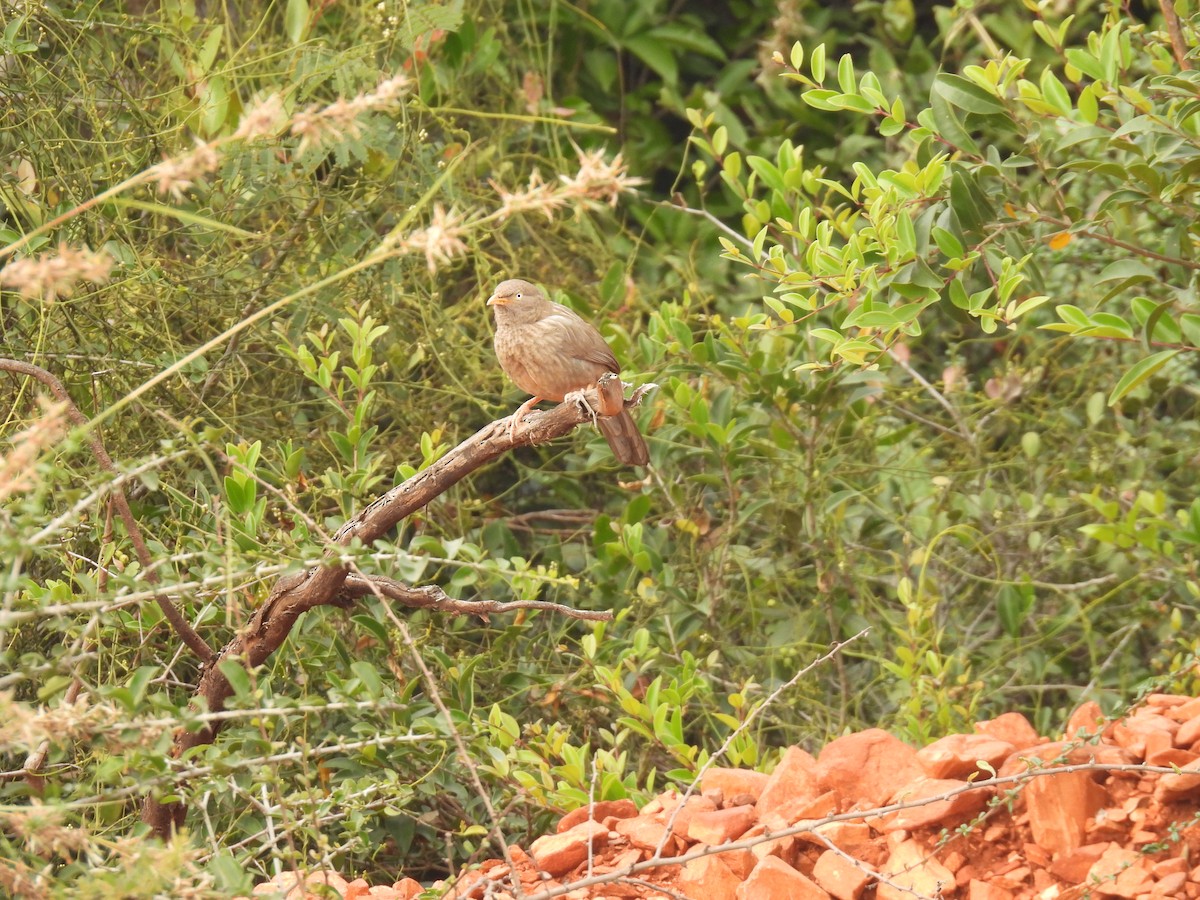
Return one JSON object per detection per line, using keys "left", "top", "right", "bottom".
{"left": 565, "top": 388, "right": 599, "bottom": 428}
{"left": 508, "top": 396, "right": 543, "bottom": 443}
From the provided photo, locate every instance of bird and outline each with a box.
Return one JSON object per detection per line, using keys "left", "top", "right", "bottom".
{"left": 488, "top": 278, "right": 649, "bottom": 466}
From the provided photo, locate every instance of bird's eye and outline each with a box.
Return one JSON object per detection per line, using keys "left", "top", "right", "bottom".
{"left": 516, "top": 292, "right": 522, "bottom": 298}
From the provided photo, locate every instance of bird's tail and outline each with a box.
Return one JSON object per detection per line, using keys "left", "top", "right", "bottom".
{"left": 598, "top": 409, "right": 649, "bottom": 467}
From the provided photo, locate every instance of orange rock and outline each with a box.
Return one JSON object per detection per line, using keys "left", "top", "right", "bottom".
{"left": 1065, "top": 701, "right": 1106, "bottom": 739}
{"left": 756, "top": 746, "right": 823, "bottom": 818}
{"left": 1145, "top": 693, "right": 1190, "bottom": 708}
{"left": 686, "top": 804, "right": 757, "bottom": 845}
{"left": 875, "top": 839, "right": 955, "bottom": 900}
{"left": 968, "top": 881, "right": 1014, "bottom": 900}
{"left": 975, "top": 712, "right": 1041, "bottom": 749}
{"left": 343, "top": 878, "right": 371, "bottom": 900}
{"left": 1176, "top": 714, "right": 1200, "bottom": 748}
{"left": 1053, "top": 849, "right": 1103, "bottom": 884}
{"left": 811, "top": 821, "right": 873, "bottom": 852}
{"left": 816, "top": 730, "right": 923, "bottom": 808}
{"left": 390, "top": 878, "right": 424, "bottom": 900}
{"left": 1152, "top": 871, "right": 1187, "bottom": 898}
{"left": 1151, "top": 857, "right": 1187, "bottom": 877}
{"left": 703, "top": 767, "right": 771, "bottom": 803}
{"left": 274, "top": 871, "right": 350, "bottom": 900}
{"left": 880, "top": 777, "right": 991, "bottom": 831}
{"left": 1086, "top": 844, "right": 1153, "bottom": 898}
{"left": 1144, "top": 729, "right": 1175, "bottom": 762}
{"left": 737, "top": 855, "right": 830, "bottom": 900}
{"left": 557, "top": 799, "right": 639, "bottom": 832}
{"left": 812, "top": 849, "right": 871, "bottom": 900}
{"left": 529, "top": 820, "right": 609, "bottom": 877}
{"left": 746, "top": 823, "right": 797, "bottom": 866}
{"left": 1156, "top": 757, "right": 1200, "bottom": 798}
{"left": 765, "top": 790, "right": 840, "bottom": 827}
{"left": 712, "top": 845, "right": 758, "bottom": 879}
{"left": 366, "top": 887, "right": 406, "bottom": 899}
{"left": 614, "top": 814, "right": 671, "bottom": 852}
{"left": 916, "top": 733, "right": 1015, "bottom": 779}
{"left": 677, "top": 853, "right": 744, "bottom": 900}
{"left": 1025, "top": 769, "right": 1106, "bottom": 855}
{"left": 1164, "top": 698, "right": 1200, "bottom": 723}
{"left": 660, "top": 794, "right": 718, "bottom": 839}
{"left": 1112, "top": 713, "right": 1177, "bottom": 759}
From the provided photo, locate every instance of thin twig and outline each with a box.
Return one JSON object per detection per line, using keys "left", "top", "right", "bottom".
{"left": 0, "top": 359, "right": 213, "bottom": 663}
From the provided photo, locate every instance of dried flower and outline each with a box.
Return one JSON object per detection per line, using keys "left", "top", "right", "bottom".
{"left": 0, "top": 398, "right": 67, "bottom": 503}
{"left": 393, "top": 204, "right": 468, "bottom": 273}
{"left": 291, "top": 72, "right": 411, "bottom": 154}
{"left": 233, "top": 93, "right": 286, "bottom": 141}
{"left": 559, "top": 147, "right": 645, "bottom": 206}
{"left": 148, "top": 139, "right": 221, "bottom": 201}
{"left": 0, "top": 244, "right": 112, "bottom": 302}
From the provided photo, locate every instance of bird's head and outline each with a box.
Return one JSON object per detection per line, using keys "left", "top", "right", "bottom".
{"left": 487, "top": 278, "right": 542, "bottom": 307}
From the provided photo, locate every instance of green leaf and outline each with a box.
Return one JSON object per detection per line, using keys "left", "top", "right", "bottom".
{"left": 285, "top": 0, "right": 309, "bottom": 44}
{"left": 1108, "top": 350, "right": 1179, "bottom": 405}
{"left": 933, "top": 73, "right": 1007, "bottom": 115}
{"left": 837, "top": 53, "right": 855, "bottom": 94}
{"left": 625, "top": 35, "right": 679, "bottom": 85}
{"left": 931, "top": 226, "right": 964, "bottom": 258}
{"left": 218, "top": 659, "right": 253, "bottom": 699}
{"left": 810, "top": 43, "right": 826, "bottom": 83}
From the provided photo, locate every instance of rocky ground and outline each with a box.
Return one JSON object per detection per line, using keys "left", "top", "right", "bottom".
{"left": 248, "top": 693, "right": 1200, "bottom": 899}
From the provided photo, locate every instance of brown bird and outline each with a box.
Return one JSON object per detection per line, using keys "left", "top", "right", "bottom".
{"left": 488, "top": 278, "right": 649, "bottom": 466}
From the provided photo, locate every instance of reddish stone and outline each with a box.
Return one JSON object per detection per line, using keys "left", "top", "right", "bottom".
{"left": 390, "top": 878, "right": 424, "bottom": 900}
{"left": 343, "top": 879, "right": 371, "bottom": 900}
{"left": 813, "top": 849, "right": 870, "bottom": 900}
{"left": 1146, "top": 747, "right": 1197, "bottom": 768}
{"left": 686, "top": 804, "right": 757, "bottom": 845}
{"left": 1086, "top": 844, "right": 1152, "bottom": 897}
{"left": 1153, "top": 872, "right": 1187, "bottom": 898}
{"left": 529, "top": 820, "right": 608, "bottom": 876}
{"left": 737, "top": 855, "right": 830, "bottom": 900}
{"left": 660, "top": 793, "right": 718, "bottom": 839}
{"left": 764, "top": 790, "right": 840, "bottom": 828}
{"left": 1065, "top": 701, "right": 1106, "bottom": 738}
{"left": 1048, "top": 842, "right": 1113, "bottom": 883}
{"left": 816, "top": 729, "right": 922, "bottom": 808}
{"left": 746, "top": 823, "right": 797, "bottom": 866}
{"left": 1025, "top": 769, "right": 1106, "bottom": 855}
{"left": 1112, "top": 713, "right": 1177, "bottom": 759}
{"left": 968, "top": 881, "right": 1014, "bottom": 900}
{"left": 1165, "top": 698, "right": 1200, "bottom": 722}
{"left": 614, "top": 814, "right": 671, "bottom": 852}
{"left": 1145, "top": 693, "right": 1190, "bottom": 708}
{"left": 703, "top": 766, "right": 771, "bottom": 803}
{"left": 677, "top": 853, "right": 743, "bottom": 900}
{"left": 916, "top": 733, "right": 1014, "bottom": 779}
{"left": 975, "top": 712, "right": 1041, "bottom": 749}
{"left": 756, "top": 746, "right": 823, "bottom": 818}
{"left": 1156, "top": 757, "right": 1200, "bottom": 797}
{"left": 557, "top": 799, "right": 638, "bottom": 832}
{"left": 1177, "top": 714, "right": 1200, "bottom": 748}
{"left": 880, "top": 777, "right": 991, "bottom": 831}
{"left": 876, "top": 839, "right": 955, "bottom": 900}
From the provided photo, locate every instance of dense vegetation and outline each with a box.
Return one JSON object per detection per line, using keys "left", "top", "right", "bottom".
{"left": 1, "top": 0, "right": 1198, "bottom": 894}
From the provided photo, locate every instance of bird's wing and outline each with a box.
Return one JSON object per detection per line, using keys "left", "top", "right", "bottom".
{"left": 536, "top": 306, "right": 620, "bottom": 372}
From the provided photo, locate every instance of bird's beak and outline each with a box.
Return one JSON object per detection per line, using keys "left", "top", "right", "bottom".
{"left": 486, "top": 293, "right": 502, "bottom": 307}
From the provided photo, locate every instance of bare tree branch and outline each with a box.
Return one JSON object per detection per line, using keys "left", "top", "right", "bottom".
{"left": 140, "top": 375, "right": 647, "bottom": 836}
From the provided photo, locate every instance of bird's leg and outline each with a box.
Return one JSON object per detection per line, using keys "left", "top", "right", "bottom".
{"left": 509, "top": 395, "right": 543, "bottom": 443}
{"left": 565, "top": 388, "right": 599, "bottom": 428}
